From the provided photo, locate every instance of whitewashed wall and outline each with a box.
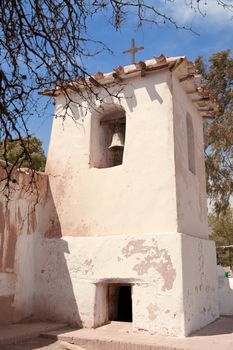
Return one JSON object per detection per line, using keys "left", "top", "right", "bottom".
{"left": 46, "top": 70, "right": 178, "bottom": 237}
{"left": 217, "top": 266, "right": 233, "bottom": 315}
{"left": 172, "top": 73, "right": 209, "bottom": 239}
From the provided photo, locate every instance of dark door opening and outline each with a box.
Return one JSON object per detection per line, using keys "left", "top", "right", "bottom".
{"left": 108, "top": 284, "right": 132, "bottom": 322}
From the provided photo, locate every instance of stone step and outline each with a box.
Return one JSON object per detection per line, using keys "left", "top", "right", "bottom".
{"left": 41, "top": 319, "right": 233, "bottom": 350}
{"left": 60, "top": 338, "right": 173, "bottom": 350}
{"left": 41, "top": 322, "right": 175, "bottom": 350}
{"left": 42, "top": 332, "right": 174, "bottom": 350}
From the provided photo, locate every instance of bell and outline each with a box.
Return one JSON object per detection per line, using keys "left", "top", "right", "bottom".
{"left": 108, "top": 131, "right": 124, "bottom": 149}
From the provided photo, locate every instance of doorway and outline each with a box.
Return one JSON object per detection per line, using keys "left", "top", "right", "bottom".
{"left": 108, "top": 284, "right": 132, "bottom": 322}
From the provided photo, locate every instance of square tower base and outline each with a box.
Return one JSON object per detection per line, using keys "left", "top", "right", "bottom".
{"left": 34, "top": 232, "right": 219, "bottom": 336}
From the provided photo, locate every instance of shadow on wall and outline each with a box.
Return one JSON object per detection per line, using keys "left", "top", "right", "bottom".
{"left": 55, "top": 71, "right": 165, "bottom": 123}
{"left": 33, "top": 181, "right": 83, "bottom": 328}
{"left": 123, "top": 74, "right": 164, "bottom": 113}
{"left": 190, "top": 267, "right": 233, "bottom": 337}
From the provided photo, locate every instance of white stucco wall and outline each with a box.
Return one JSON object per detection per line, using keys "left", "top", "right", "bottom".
{"left": 182, "top": 234, "right": 219, "bottom": 335}
{"left": 13, "top": 233, "right": 37, "bottom": 321}
{"left": 46, "top": 69, "right": 209, "bottom": 240}
{"left": 33, "top": 232, "right": 184, "bottom": 335}
{"left": 172, "top": 73, "right": 209, "bottom": 239}
{"left": 217, "top": 266, "right": 233, "bottom": 315}
{"left": 30, "top": 231, "right": 218, "bottom": 336}
{"left": 46, "top": 71, "right": 178, "bottom": 237}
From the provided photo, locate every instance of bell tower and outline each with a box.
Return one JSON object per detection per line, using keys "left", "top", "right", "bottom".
{"left": 44, "top": 55, "right": 219, "bottom": 336}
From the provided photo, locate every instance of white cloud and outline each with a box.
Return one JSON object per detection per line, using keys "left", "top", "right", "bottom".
{"left": 159, "top": 0, "right": 233, "bottom": 29}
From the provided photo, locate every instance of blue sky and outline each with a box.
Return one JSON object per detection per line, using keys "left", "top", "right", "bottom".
{"left": 29, "top": 0, "right": 233, "bottom": 154}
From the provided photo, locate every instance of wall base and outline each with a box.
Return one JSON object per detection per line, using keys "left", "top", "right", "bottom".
{"left": 30, "top": 232, "right": 219, "bottom": 336}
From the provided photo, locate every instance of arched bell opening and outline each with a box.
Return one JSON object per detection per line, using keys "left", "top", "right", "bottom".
{"left": 90, "top": 104, "right": 126, "bottom": 169}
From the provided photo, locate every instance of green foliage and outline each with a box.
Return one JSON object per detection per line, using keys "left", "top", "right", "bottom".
{"left": 209, "top": 210, "right": 233, "bottom": 267}
{"left": 195, "top": 50, "right": 233, "bottom": 214}
{"left": 0, "top": 136, "right": 46, "bottom": 171}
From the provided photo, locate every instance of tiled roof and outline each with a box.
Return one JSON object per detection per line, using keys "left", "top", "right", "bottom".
{"left": 42, "top": 54, "right": 218, "bottom": 118}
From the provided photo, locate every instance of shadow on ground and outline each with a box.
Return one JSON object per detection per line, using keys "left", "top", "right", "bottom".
{"left": 1, "top": 337, "right": 62, "bottom": 350}
{"left": 190, "top": 316, "right": 233, "bottom": 337}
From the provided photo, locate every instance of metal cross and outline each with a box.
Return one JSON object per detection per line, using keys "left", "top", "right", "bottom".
{"left": 123, "top": 38, "right": 144, "bottom": 64}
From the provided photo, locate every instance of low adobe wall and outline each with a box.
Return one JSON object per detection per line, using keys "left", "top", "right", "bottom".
{"left": 217, "top": 266, "right": 233, "bottom": 315}
{"left": 0, "top": 161, "right": 51, "bottom": 324}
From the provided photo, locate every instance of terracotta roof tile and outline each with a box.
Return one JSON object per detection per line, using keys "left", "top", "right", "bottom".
{"left": 41, "top": 55, "right": 218, "bottom": 118}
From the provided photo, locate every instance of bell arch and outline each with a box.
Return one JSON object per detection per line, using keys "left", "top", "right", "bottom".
{"left": 90, "top": 103, "right": 126, "bottom": 169}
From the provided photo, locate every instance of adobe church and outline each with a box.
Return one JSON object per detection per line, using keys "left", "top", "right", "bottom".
{"left": 0, "top": 53, "right": 219, "bottom": 336}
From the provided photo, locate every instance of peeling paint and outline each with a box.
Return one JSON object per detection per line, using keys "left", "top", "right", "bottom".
{"left": 122, "top": 240, "right": 148, "bottom": 257}
{"left": 122, "top": 239, "right": 176, "bottom": 291}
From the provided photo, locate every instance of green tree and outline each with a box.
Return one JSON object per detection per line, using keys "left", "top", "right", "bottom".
{"left": 0, "top": 136, "right": 46, "bottom": 171}
{"left": 195, "top": 50, "right": 233, "bottom": 214}
{"left": 209, "top": 210, "right": 233, "bottom": 267}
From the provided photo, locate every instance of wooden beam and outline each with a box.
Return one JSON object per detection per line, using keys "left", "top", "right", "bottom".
{"left": 185, "top": 90, "right": 198, "bottom": 95}
{"left": 112, "top": 72, "right": 123, "bottom": 82}
{"left": 179, "top": 74, "right": 194, "bottom": 83}
{"left": 136, "top": 61, "right": 147, "bottom": 77}
{"left": 198, "top": 108, "right": 214, "bottom": 112}
{"left": 192, "top": 97, "right": 210, "bottom": 102}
